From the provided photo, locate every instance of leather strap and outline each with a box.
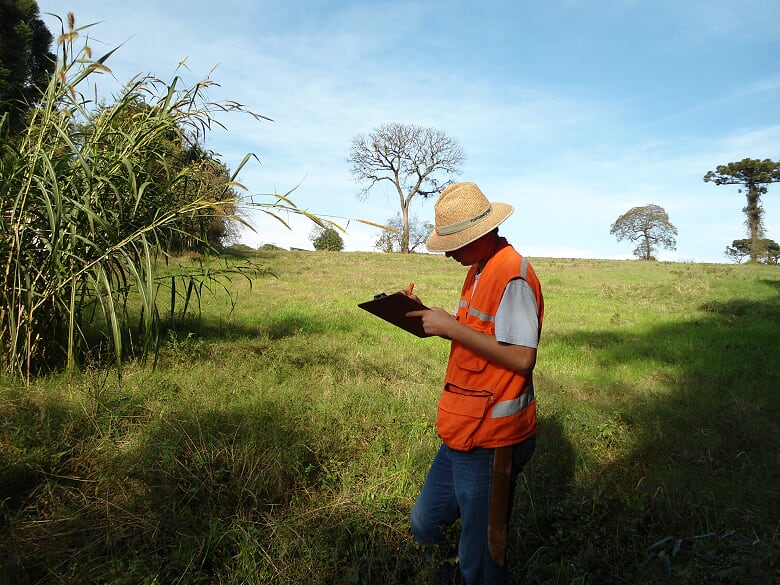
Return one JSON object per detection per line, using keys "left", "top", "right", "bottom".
{"left": 488, "top": 445, "right": 513, "bottom": 566}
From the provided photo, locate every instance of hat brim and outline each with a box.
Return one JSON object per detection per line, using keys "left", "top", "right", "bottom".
{"left": 426, "top": 203, "right": 514, "bottom": 253}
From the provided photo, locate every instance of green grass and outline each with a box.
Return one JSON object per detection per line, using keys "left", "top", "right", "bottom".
{"left": 1, "top": 251, "right": 779, "bottom": 584}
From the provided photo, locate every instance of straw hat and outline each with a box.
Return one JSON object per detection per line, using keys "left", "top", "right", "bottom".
{"left": 426, "top": 182, "right": 514, "bottom": 252}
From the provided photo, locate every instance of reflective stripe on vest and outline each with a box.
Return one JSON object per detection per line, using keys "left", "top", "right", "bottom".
{"left": 491, "top": 381, "right": 534, "bottom": 418}
{"left": 458, "top": 255, "right": 530, "bottom": 323}
{"left": 469, "top": 306, "right": 495, "bottom": 323}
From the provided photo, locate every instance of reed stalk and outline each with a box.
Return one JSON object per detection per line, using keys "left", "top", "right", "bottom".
{"left": 0, "top": 14, "right": 284, "bottom": 382}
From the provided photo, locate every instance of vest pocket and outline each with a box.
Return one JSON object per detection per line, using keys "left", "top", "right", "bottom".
{"left": 436, "top": 384, "right": 493, "bottom": 451}
{"left": 450, "top": 343, "right": 488, "bottom": 373}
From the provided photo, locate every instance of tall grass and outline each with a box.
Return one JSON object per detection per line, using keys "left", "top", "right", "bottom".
{"left": 1, "top": 251, "right": 778, "bottom": 584}
{"left": 0, "top": 14, "right": 330, "bottom": 382}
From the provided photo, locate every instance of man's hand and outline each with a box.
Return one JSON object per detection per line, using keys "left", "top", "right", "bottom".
{"left": 407, "top": 306, "right": 537, "bottom": 374}
{"left": 406, "top": 307, "right": 455, "bottom": 339}
{"left": 402, "top": 292, "right": 422, "bottom": 304}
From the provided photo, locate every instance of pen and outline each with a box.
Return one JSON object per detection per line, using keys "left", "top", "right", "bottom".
{"left": 407, "top": 282, "right": 414, "bottom": 296}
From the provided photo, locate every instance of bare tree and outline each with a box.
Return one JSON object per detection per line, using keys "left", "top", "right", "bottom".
{"left": 349, "top": 122, "right": 464, "bottom": 253}
{"left": 610, "top": 204, "right": 678, "bottom": 260}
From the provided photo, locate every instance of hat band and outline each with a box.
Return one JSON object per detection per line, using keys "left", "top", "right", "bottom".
{"left": 435, "top": 204, "right": 493, "bottom": 236}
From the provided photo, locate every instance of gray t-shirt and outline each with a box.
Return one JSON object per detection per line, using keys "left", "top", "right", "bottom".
{"left": 472, "top": 275, "right": 540, "bottom": 349}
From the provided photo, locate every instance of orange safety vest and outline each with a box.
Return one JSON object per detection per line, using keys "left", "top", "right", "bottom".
{"left": 436, "top": 240, "right": 544, "bottom": 451}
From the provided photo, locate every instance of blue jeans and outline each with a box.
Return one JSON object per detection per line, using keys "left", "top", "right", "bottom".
{"left": 410, "top": 438, "right": 536, "bottom": 585}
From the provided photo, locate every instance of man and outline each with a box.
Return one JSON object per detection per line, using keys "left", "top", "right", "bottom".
{"left": 406, "top": 182, "right": 544, "bottom": 584}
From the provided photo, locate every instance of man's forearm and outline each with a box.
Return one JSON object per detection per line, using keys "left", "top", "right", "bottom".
{"left": 448, "top": 319, "right": 537, "bottom": 374}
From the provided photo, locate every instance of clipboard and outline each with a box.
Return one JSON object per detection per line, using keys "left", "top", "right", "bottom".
{"left": 358, "top": 292, "right": 431, "bottom": 337}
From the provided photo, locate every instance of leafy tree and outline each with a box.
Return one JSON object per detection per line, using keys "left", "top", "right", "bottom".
{"left": 610, "top": 204, "right": 678, "bottom": 260}
{"left": 374, "top": 212, "right": 433, "bottom": 253}
{"left": 168, "top": 143, "right": 243, "bottom": 252}
{"left": 726, "top": 238, "right": 780, "bottom": 265}
{"left": 186, "top": 155, "right": 243, "bottom": 250}
{"left": 310, "top": 226, "right": 344, "bottom": 251}
{"left": 348, "top": 122, "right": 464, "bottom": 253}
{"left": 725, "top": 239, "right": 751, "bottom": 264}
{"left": 0, "top": 0, "right": 56, "bottom": 133}
{"left": 80, "top": 101, "right": 241, "bottom": 254}
{"left": 766, "top": 240, "right": 780, "bottom": 265}
{"left": 704, "top": 158, "right": 780, "bottom": 262}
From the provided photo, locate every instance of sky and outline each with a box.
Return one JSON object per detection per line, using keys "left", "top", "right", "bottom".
{"left": 35, "top": 0, "right": 780, "bottom": 262}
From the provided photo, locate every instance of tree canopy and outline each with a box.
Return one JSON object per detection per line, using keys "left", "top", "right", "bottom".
{"left": 725, "top": 238, "right": 780, "bottom": 265}
{"left": 310, "top": 226, "right": 344, "bottom": 251}
{"left": 0, "top": 0, "right": 55, "bottom": 133}
{"left": 610, "top": 204, "right": 678, "bottom": 260}
{"left": 348, "top": 122, "right": 464, "bottom": 253}
{"left": 704, "top": 158, "right": 780, "bottom": 262}
{"left": 80, "top": 100, "right": 241, "bottom": 254}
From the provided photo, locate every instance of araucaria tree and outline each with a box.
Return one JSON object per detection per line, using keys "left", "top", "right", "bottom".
{"left": 704, "top": 158, "right": 780, "bottom": 262}
{"left": 0, "top": 0, "right": 56, "bottom": 133}
{"left": 0, "top": 0, "right": 56, "bottom": 132}
{"left": 348, "top": 122, "right": 464, "bottom": 253}
{"left": 610, "top": 204, "right": 678, "bottom": 260}
{"left": 726, "top": 238, "right": 780, "bottom": 265}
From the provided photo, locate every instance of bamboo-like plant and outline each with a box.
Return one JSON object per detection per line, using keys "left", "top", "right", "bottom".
{"left": 0, "top": 14, "right": 322, "bottom": 383}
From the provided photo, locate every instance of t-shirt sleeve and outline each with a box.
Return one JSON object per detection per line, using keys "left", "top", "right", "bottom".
{"left": 494, "top": 278, "right": 540, "bottom": 348}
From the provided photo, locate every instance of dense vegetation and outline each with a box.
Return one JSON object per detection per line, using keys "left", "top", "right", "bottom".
{"left": 1, "top": 250, "right": 777, "bottom": 584}
{"left": 0, "top": 14, "right": 301, "bottom": 381}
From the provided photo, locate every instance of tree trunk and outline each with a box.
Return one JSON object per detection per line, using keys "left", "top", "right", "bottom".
{"left": 643, "top": 228, "right": 651, "bottom": 260}
{"left": 746, "top": 182, "right": 762, "bottom": 262}
{"left": 401, "top": 202, "right": 410, "bottom": 254}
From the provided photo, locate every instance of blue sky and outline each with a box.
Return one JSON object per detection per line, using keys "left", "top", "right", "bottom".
{"left": 37, "top": 0, "right": 780, "bottom": 261}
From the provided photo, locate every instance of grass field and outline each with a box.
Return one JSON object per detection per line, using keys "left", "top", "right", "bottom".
{"left": 1, "top": 249, "right": 779, "bottom": 584}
